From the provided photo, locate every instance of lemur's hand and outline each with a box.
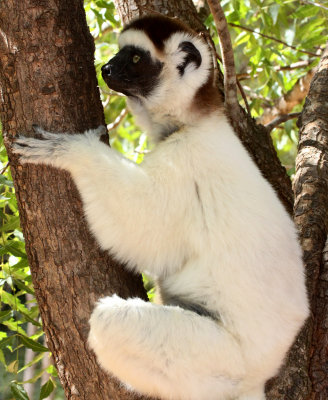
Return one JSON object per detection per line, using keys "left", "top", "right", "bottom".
{"left": 13, "top": 125, "right": 106, "bottom": 165}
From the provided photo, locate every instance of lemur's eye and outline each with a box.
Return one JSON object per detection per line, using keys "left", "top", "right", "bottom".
{"left": 132, "top": 54, "right": 141, "bottom": 64}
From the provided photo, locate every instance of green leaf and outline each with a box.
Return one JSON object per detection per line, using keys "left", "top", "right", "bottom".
{"left": 46, "top": 364, "right": 58, "bottom": 377}
{"left": 269, "top": 3, "right": 280, "bottom": 25}
{"left": 0, "top": 215, "right": 20, "bottom": 232}
{"left": 7, "top": 359, "right": 19, "bottom": 373}
{"left": 0, "top": 348, "right": 6, "bottom": 366}
{"left": 0, "top": 309, "right": 12, "bottom": 322}
{"left": 284, "top": 20, "right": 296, "bottom": 46}
{"left": 10, "top": 382, "right": 30, "bottom": 400}
{"left": 14, "top": 279, "right": 35, "bottom": 296}
{"left": 19, "top": 335, "right": 48, "bottom": 353}
{"left": 39, "top": 378, "right": 55, "bottom": 400}
{"left": 0, "top": 241, "right": 27, "bottom": 258}
{"left": 19, "top": 310, "right": 41, "bottom": 327}
{"left": 0, "top": 173, "right": 14, "bottom": 187}
{"left": 1, "top": 291, "right": 19, "bottom": 309}
{"left": 3, "top": 319, "right": 26, "bottom": 335}
{"left": 0, "top": 335, "right": 14, "bottom": 349}
{"left": 18, "top": 352, "right": 45, "bottom": 373}
{"left": 20, "top": 367, "right": 48, "bottom": 384}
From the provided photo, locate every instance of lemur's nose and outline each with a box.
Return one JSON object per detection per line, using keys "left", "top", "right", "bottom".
{"left": 101, "top": 63, "right": 112, "bottom": 76}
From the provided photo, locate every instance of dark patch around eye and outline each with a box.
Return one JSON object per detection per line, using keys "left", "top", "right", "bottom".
{"left": 102, "top": 45, "right": 163, "bottom": 98}
{"left": 177, "top": 41, "right": 202, "bottom": 76}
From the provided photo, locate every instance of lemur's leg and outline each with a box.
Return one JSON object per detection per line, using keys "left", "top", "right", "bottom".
{"left": 237, "top": 388, "right": 266, "bottom": 400}
{"left": 88, "top": 295, "right": 246, "bottom": 400}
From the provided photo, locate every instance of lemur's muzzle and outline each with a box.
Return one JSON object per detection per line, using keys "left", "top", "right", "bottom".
{"left": 101, "top": 57, "right": 134, "bottom": 97}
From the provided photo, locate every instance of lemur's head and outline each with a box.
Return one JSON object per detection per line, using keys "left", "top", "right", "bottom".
{"left": 102, "top": 15, "right": 221, "bottom": 136}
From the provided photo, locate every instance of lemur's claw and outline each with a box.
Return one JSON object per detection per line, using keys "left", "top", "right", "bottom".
{"left": 93, "top": 125, "right": 107, "bottom": 138}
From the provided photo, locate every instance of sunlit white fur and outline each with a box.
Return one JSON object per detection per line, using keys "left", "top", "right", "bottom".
{"left": 14, "top": 23, "right": 309, "bottom": 400}
{"left": 119, "top": 29, "right": 161, "bottom": 58}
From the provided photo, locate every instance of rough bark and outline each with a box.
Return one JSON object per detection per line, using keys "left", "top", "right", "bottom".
{"left": 296, "top": 44, "right": 328, "bottom": 399}
{"left": 266, "top": 44, "right": 328, "bottom": 400}
{"left": 0, "top": 1, "right": 148, "bottom": 399}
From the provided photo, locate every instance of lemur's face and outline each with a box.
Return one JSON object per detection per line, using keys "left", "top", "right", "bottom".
{"left": 101, "top": 15, "right": 213, "bottom": 115}
{"left": 102, "top": 45, "right": 163, "bottom": 98}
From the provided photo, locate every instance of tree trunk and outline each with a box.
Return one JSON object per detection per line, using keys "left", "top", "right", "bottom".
{"left": 0, "top": 1, "right": 148, "bottom": 399}
{"left": 265, "top": 44, "right": 328, "bottom": 400}
{"left": 293, "top": 44, "right": 328, "bottom": 400}
{"left": 1, "top": 0, "right": 327, "bottom": 398}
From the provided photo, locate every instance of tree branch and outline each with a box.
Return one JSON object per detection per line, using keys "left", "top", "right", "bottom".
{"left": 214, "top": 50, "right": 250, "bottom": 114}
{"left": 237, "top": 60, "right": 315, "bottom": 80}
{"left": 266, "top": 41, "right": 328, "bottom": 400}
{"left": 236, "top": 79, "right": 251, "bottom": 114}
{"left": 206, "top": 0, "right": 240, "bottom": 119}
{"left": 107, "top": 108, "right": 128, "bottom": 131}
{"left": 301, "top": 0, "right": 328, "bottom": 11}
{"left": 229, "top": 23, "right": 319, "bottom": 57}
{"left": 265, "top": 112, "right": 301, "bottom": 132}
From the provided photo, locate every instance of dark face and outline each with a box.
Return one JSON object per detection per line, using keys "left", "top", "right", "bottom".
{"left": 101, "top": 45, "right": 163, "bottom": 98}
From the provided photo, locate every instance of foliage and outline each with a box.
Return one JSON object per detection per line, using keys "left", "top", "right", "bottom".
{"left": 218, "top": 0, "right": 327, "bottom": 174}
{"left": 0, "top": 0, "right": 327, "bottom": 399}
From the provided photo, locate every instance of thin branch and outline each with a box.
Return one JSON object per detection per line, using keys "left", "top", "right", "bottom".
{"left": 237, "top": 60, "right": 314, "bottom": 80}
{"left": 92, "top": 24, "right": 115, "bottom": 41}
{"left": 236, "top": 79, "right": 251, "bottom": 114}
{"left": 214, "top": 49, "right": 249, "bottom": 113}
{"left": 229, "top": 23, "right": 319, "bottom": 57}
{"left": 101, "top": 87, "right": 125, "bottom": 97}
{"left": 242, "top": 85, "right": 273, "bottom": 107}
{"left": 265, "top": 112, "right": 301, "bottom": 132}
{"left": 276, "top": 60, "right": 315, "bottom": 71}
{"left": 301, "top": 0, "right": 328, "bottom": 11}
{"left": 207, "top": 0, "right": 240, "bottom": 118}
{"left": 107, "top": 108, "right": 128, "bottom": 131}
{"left": 0, "top": 162, "right": 9, "bottom": 175}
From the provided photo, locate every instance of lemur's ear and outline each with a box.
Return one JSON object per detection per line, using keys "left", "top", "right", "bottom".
{"left": 177, "top": 41, "right": 202, "bottom": 76}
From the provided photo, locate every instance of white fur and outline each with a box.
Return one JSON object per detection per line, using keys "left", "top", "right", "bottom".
{"left": 142, "top": 31, "right": 212, "bottom": 126}
{"left": 120, "top": 30, "right": 213, "bottom": 143}
{"left": 13, "top": 22, "right": 309, "bottom": 400}
{"left": 119, "top": 29, "right": 161, "bottom": 59}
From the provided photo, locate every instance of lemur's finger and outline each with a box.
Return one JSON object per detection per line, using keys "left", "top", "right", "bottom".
{"left": 14, "top": 136, "right": 50, "bottom": 148}
{"left": 32, "top": 125, "right": 62, "bottom": 140}
{"left": 32, "top": 124, "right": 48, "bottom": 136}
{"left": 85, "top": 125, "right": 107, "bottom": 139}
{"left": 93, "top": 125, "right": 108, "bottom": 137}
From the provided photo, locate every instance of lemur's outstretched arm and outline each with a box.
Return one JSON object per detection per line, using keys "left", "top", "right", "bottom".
{"left": 14, "top": 125, "right": 189, "bottom": 276}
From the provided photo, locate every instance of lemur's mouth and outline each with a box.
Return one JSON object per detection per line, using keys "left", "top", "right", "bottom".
{"left": 102, "top": 74, "right": 134, "bottom": 97}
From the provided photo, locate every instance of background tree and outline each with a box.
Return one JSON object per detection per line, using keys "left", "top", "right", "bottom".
{"left": 0, "top": 0, "right": 327, "bottom": 399}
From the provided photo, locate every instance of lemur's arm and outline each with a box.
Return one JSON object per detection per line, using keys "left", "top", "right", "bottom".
{"left": 13, "top": 126, "right": 188, "bottom": 275}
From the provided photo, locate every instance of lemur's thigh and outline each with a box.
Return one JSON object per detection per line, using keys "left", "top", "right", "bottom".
{"left": 237, "top": 388, "right": 266, "bottom": 400}
{"left": 88, "top": 295, "right": 245, "bottom": 400}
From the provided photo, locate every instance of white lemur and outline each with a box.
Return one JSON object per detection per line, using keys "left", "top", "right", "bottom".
{"left": 14, "top": 15, "right": 308, "bottom": 400}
